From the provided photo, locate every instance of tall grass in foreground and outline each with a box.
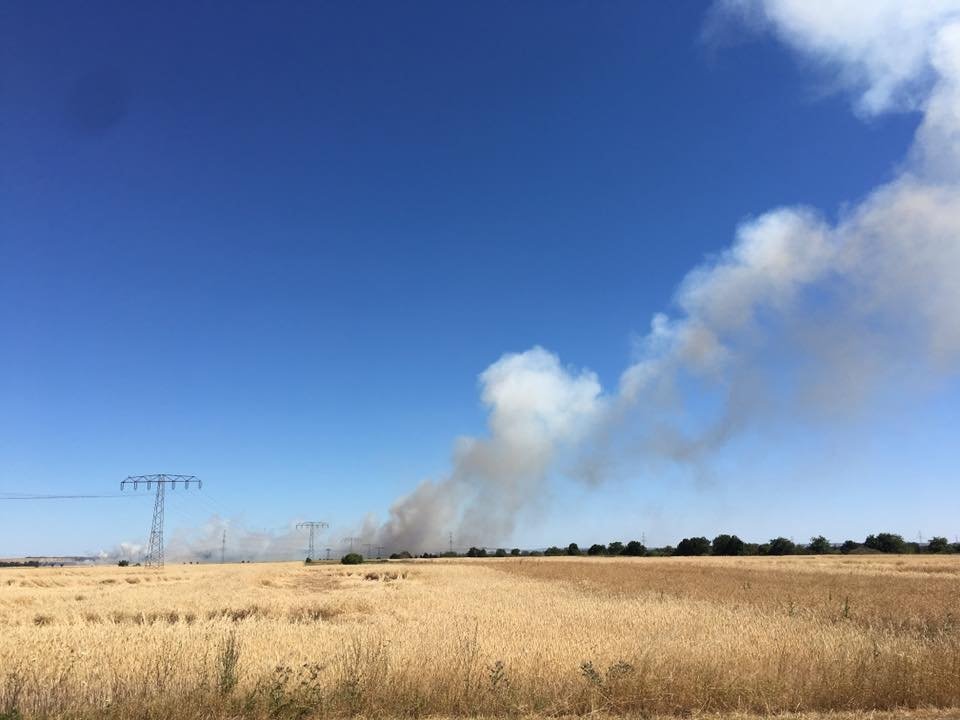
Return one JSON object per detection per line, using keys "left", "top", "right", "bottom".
{"left": 1, "top": 557, "right": 959, "bottom": 718}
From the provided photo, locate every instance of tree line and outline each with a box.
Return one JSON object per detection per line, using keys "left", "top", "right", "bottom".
{"left": 388, "top": 532, "right": 958, "bottom": 559}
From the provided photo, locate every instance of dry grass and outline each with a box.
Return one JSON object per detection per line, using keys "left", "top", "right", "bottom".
{"left": 0, "top": 556, "right": 958, "bottom": 719}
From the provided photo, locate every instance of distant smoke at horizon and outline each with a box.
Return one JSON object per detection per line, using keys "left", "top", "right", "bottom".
{"left": 101, "top": 518, "right": 316, "bottom": 563}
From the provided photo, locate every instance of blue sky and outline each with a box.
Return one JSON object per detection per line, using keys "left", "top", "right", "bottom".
{"left": 2, "top": 1, "right": 956, "bottom": 556}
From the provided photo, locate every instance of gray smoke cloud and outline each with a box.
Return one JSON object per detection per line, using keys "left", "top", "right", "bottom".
{"left": 370, "top": 1, "right": 960, "bottom": 553}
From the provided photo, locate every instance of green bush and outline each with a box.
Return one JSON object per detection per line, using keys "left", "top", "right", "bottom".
{"left": 766, "top": 537, "right": 796, "bottom": 555}
{"left": 927, "top": 536, "right": 951, "bottom": 553}
{"left": 865, "top": 533, "right": 906, "bottom": 553}
{"left": 712, "top": 534, "right": 746, "bottom": 556}
{"left": 808, "top": 535, "right": 831, "bottom": 554}
{"left": 341, "top": 553, "right": 364, "bottom": 565}
{"left": 675, "top": 537, "right": 710, "bottom": 556}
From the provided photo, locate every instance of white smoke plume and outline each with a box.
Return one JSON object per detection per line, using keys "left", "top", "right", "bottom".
{"left": 370, "top": 1, "right": 960, "bottom": 553}
{"left": 98, "top": 542, "right": 143, "bottom": 563}
{"left": 374, "top": 348, "right": 603, "bottom": 551}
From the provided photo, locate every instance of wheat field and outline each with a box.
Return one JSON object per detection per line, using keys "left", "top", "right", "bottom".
{"left": 1, "top": 555, "right": 959, "bottom": 719}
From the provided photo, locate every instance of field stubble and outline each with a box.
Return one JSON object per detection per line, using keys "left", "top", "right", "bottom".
{"left": 0, "top": 555, "right": 958, "bottom": 719}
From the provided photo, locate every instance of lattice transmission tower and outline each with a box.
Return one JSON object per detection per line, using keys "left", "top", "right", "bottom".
{"left": 296, "top": 521, "right": 329, "bottom": 560}
{"left": 120, "top": 474, "right": 201, "bottom": 567}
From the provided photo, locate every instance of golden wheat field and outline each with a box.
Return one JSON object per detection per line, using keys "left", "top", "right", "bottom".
{"left": 1, "top": 555, "right": 960, "bottom": 720}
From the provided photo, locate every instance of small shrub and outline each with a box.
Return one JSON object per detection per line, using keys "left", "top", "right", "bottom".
{"left": 217, "top": 632, "right": 240, "bottom": 695}
{"left": 341, "top": 553, "right": 364, "bottom": 565}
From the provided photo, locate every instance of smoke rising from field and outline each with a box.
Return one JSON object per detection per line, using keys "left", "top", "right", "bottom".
{"left": 370, "top": 1, "right": 960, "bottom": 552}
{"left": 373, "top": 348, "right": 604, "bottom": 551}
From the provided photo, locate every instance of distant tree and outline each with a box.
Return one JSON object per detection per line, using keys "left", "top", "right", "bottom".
{"left": 528, "top": 550, "right": 543, "bottom": 557}
{"left": 543, "top": 546, "right": 564, "bottom": 556}
{"left": 865, "top": 533, "right": 906, "bottom": 553}
{"left": 607, "top": 541, "right": 625, "bottom": 556}
{"left": 839, "top": 540, "right": 860, "bottom": 554}
{"left": 808, "top": 536, "right": 831, "bottom": 554}
{"left": 494, "top": 548, "right": 507, "bottom": 557}
{"left": 390, "top": 551, "right": 413, "bottom": 559}
{"left": 927, "top": 537, "right": 951, "bottom": 553}
{"left": 566, "top": 543, "right": 582, "bottom": 556}
{"left": 440, "top": 551, "right": 458, "bottom": 558}
{"left": 767, "top": 537, "right": 796, "bottom": 555}
{"left": 675, "top": 537, "right": 710, "bottom": 556}
{"left": 646, "top": 545, "right": 673, "bottom": 557}
{"left": 742, "top": 543, "right": 760, "bottom": 555}
{"left": 341, "top": 553, "right": 363, "bottom": 565}
{"left": 623, "top": 540, "right": 646, "bottom": 556}
{"left": 466, "top": 547, "right": 487, "bottom": 558}
{"left": 117, "top": 559, "right": 130, "bottom": 567}
{"left": 711, "top": 534, "right": 745, "bottom": 556}
{"left": 510, "top": 548, "right": 521, "bottom": 556}
{"left": 587, "top": 543, "right": 607, "bottom": 556}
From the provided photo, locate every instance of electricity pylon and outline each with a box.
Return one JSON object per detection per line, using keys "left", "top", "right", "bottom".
{"left": 344, "top": 536, "right": 360, "bottom": 552}
{"left": 120, "top": 474, "right": 201, "bottom": 568}
{"left": 296, "top": 521, "right": 329, "bottom": 559}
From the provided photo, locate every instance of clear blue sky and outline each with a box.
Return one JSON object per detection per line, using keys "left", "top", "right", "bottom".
{"left": 2, "top": 1, "right": 956, "bottom": 556}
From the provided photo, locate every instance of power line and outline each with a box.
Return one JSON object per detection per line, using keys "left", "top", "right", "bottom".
{"left": 0, "top": 493, "right": 139, "bottom": 500}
